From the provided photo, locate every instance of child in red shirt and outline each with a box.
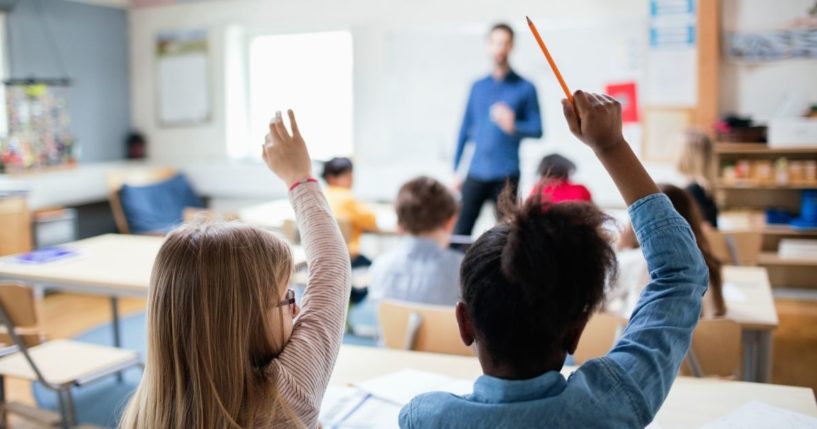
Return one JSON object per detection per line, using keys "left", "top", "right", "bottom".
{"left": 531, "top": 154, "right": 592, "bottom": 203}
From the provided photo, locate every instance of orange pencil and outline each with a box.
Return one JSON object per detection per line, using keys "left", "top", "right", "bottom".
{"left": 526, "top": 16, "right": 573, "bottom": 103}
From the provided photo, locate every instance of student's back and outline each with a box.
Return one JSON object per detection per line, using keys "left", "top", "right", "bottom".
{"left": 120, "top": 111, "right": 351, "bottom": 428}
{"left": 530, "top": 153, "right": 592, "bottom": 203}
{"left": 369, "top": 177, "right": 462, "bottom": 306}
{"left": 369, "top": 237, "right": 463, "bottom": 306}
{"left": 400, "top": 92, "right": 708, "bottom": 429}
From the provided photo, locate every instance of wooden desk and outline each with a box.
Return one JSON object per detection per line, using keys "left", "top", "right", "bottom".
{"left": 0, "top": 234, "right": 161, "bottom": 297}
{"left": 0, "top": 233, "right": 306, "bottom": 347}
{"left": 722, "top": 266, "right": 779, "bottom": 383}
{"left": 331, "top": 346, "right": 817, "bottom": 428}
{"left": 239, "top": 198, "right": 398, "bottom": 235}
{"left": 758, "top": 251, "right": 817, "bottom": 290}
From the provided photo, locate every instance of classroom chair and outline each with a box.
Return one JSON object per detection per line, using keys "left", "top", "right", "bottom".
{"left": 107, "top": 167, "right": 204, "bottom": 234}
{"left": 683, "top": 318, "right": 742, "bottom": 379}
{"left": 705, "top": 230, "right": 762, "bottom": 266}
{"left": 377, "top": 300, "right": 473, "bottom": 356}
{"left": 573, "top": 312, "right": 627, "bottom": 365}
{"left": 0, "top": 283, "right": 142, "bottom": 429}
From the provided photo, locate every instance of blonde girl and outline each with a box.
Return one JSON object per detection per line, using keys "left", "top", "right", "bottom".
{"left": 120, "top": 110, "right": 351, "bottom": 428}
{"left": 676, "top": 128, "right": 719, "bottom": 227}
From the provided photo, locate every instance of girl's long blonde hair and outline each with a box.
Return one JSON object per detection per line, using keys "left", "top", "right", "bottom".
{"left": 676, "top": 128, "right": 717, "bottom": 193}
{"left": 120, "top": 221, "right": 298, "bottom": 428}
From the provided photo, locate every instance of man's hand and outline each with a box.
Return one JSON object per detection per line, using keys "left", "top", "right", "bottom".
{"left": 490, "top": 102, "right": 516, "bottom": 135}
{"left": 562, "top": 90, "right": 626, "bottom": 154}
{"left": 262, "top": 110, "right": 313, "bottom": 185}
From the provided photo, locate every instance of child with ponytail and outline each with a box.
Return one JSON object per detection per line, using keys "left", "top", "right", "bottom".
{"left": 400, "top": 91, "right": 708, "bottom": 428}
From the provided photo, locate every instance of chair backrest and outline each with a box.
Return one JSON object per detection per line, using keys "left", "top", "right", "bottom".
{"left": 107, "top": 167, "right": 178, "bottom": 234}
{"left": 705, "top": 230, "right": 762, "bottom": 266}
{"left": 573, "top": 312, "right": 627, "bottom": 365}
{"left": 0, "top": 283, "right": 43, "bottom": 348}
{"left": 377, "top": 299, "right": 473, "bottom": 356}
{"left": 684, "top": 318, "right": 742, "bottom": 378}
{"left": 0, "top": 284, "right": 57, "bottom": 387}
{"left": 0, "top": 196, "right": 32, "bottom": 257}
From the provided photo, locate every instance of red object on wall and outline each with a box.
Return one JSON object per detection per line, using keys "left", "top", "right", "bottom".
{"left": 605, "top": 82, "right": 639, "bottom": 123}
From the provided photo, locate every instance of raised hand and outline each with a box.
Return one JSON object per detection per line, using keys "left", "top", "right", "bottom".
{"left": 562, "top": 90, "right": 658, "bottom": 205}
{"left": 262, "top": 110, "right": 313, "bottom": 185}
{"left": 561, "top": 90, "right": 626, "bottom": 154}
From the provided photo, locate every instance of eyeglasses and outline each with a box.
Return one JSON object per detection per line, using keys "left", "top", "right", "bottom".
{"left": 276, "top": 288, "right": 297, "bottom": 314}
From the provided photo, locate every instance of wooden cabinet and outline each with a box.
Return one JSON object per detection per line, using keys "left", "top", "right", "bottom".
{"left": 0, "top": 195, "right": 32, "bottom": 256}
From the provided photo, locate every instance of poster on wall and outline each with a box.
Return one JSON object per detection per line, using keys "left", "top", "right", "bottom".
{"left": 645, "top": 0, "right": 698, "bottom": 107}
{"left": 605, "top": 82, "right": 639, "bottom": 123}
{"left": 156, "top": 29, "right": 210, "bottom": 126}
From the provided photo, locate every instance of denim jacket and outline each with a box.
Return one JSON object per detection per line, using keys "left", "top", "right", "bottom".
{"left": 399, "top": 193, "right": 709, "bottom": 428}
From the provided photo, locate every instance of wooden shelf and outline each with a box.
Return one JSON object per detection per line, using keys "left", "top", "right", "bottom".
{"left": 716, "top": 143, "right": 817, "bottom": 155}
{"left": 758, "top": 252, "right": 817, "bottom": 267}
{"left": 763, "top": 226, "right": 817, "bottom": 236}
{"left": 717, "top": 183, "right": 817, "bottom": 190}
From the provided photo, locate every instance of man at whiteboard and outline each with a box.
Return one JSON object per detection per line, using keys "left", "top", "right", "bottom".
{"left": 453, "top": 23, "right": 543, "bottom": 237}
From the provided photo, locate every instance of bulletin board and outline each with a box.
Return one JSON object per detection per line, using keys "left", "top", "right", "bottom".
{"left": 156, "top": 29, "right": 211, "bottom": 126}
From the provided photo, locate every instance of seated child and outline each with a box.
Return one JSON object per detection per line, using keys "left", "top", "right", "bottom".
{"left": 400, "top": 91, "right": 708, "bottom": 428}
{"left": 530, "top": 153, "right": 592, "bottom": 203}
{"left": 677, "top": 129, "right": 719, "bottom": 227}
{"left": 608, "top": 183, "right": 725, "bottom": 317}
{"left": 368, "top": 176, "right": 462, "bottom": 306}
{"left": 322, "top": 157, "right": 379, "bottom": 268}
{"left": 120, "top": 110, "right": 351, "bottom": 428}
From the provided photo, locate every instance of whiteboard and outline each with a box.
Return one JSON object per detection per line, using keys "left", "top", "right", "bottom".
{"left": 374, "top": 18, "right": 646, "bottom": 166}
{"left": 156, "top": 30, "right": 211, "bottom": 126}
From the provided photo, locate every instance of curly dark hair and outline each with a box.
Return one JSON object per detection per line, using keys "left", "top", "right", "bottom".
{"left": 460, "top": 186, "right": 617, "bottom": 368}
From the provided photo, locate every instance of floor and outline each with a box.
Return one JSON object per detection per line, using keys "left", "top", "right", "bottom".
{"left": 3, "top": 293, "right": 817, "bottom": 427}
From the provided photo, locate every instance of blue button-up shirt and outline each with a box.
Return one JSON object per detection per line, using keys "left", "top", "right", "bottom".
{"left": 368, "top": 237, "right": 463, "bottom": 307}
{"left": 399, "top": 193, "right": 709, "bottom": 428}
{"left": 454, "top": 70, "right": 543, "bottom": 181}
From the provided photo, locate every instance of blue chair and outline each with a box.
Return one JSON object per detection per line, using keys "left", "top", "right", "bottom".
{"left": 107, "top": 168, "right": 204, "bottom": 234}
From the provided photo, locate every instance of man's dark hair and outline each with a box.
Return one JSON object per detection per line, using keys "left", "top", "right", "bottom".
{"left": 322, "top": 157, "right": 353, "bottom": 181}
{"left": 396, "top": 176, "right": 458, "bottom": 235}
{"left": 460, "top": 187, "right": 616, "bottom": 368}
{"left": 489, "top": 23, "right": 515, "bottom": 40}
{"left": 537, "top": 154, "right": 577, "bottom": 180}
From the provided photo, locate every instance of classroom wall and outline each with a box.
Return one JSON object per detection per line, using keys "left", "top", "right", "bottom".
{"left": 720, "top": 0, "right": 817, "bottom": 121}
{"left": 6, "top": 0, "right": 130, "bottom": 162}
{"left": 131, "top": 0, "right": 673, "bottom": 207}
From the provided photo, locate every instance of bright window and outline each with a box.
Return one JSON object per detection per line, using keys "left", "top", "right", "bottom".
{"left": 240, "top": 31, "right": 353, "bottom": 160}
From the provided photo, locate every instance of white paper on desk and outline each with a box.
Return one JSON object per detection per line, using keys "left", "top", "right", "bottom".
{"left": 723, "top": 282, "right": 748, "bottom": 303}
{"left": 700, "top": 401, "right": 817, "bottom": 429}
{"left": 337, "top": 396, "right": 401, "bottom": 429}
{"left": 354, "top": 369, "right": 473, "bottom": 405}
{"left": 319, "top": 386, "right": 369, "bottom": 426}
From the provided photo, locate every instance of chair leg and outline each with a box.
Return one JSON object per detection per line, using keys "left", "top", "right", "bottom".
{"left": 0, "top": 376, "right": 7, "bottom": 429}
{"left": 56, "top": 389, "right": 70, "bottom": 429}
{"left": 62, "top": 388, "right": 78, "bottom": 428}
